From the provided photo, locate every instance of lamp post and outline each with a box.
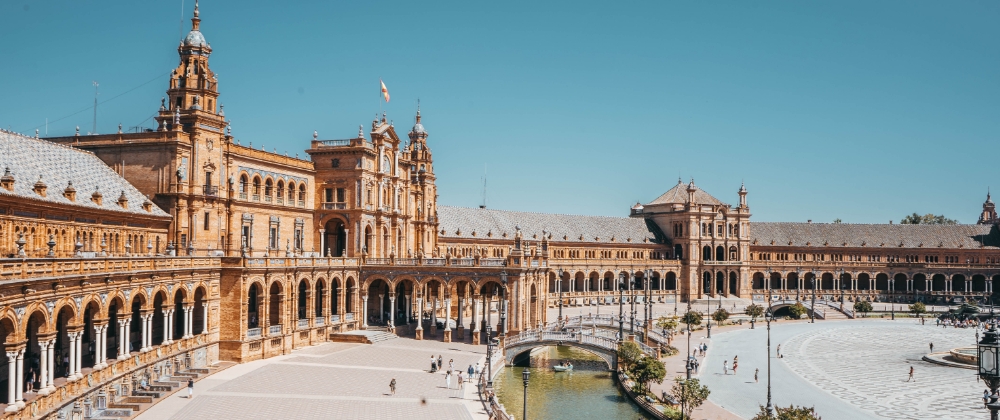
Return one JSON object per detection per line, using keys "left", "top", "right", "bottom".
{"left": 765, "top": 295, "right": 775, "bottom": 417}
{"left": 707, "top": 275, "right": 712, "bottom": 339}
{"left": 978, "top": 321, "right": 1000, "bottom": 420}
{"left": 500, "top": 270, "right": 508, "bottom": 335}
{"left": 557, "top": 269, "right": 564, "bottom": 327}
{"left": 486, "top": 322, "right": 495, "bottom": 387}
{"left": 618, "top": 272, "right": 626, "bottom": 341}
{"left": 522, "top": 368, "right": 530, "bottom": 420}
{"left": 810, "top": 274, "right": 816, "bottom": 324}
{"left": 890, "top": 274, "right": 895, "bottom": 321}
{"left": 630, "top": 272, "right": 637, "bottom": 336}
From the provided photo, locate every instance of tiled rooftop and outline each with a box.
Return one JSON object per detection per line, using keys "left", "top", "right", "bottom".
{"left": 749, "top": 222, "right": 1000, "bottom": 250}
{"left": 0, "top": 130, "right": 168, "bottom": 217}
{"left": 437, "top": 206, "right": 655, "bottom": 244}
{"left": 646, "top": 179, "right": 727, "bottom": 206}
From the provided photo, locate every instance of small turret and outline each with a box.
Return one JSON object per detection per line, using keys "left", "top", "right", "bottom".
{"left": 738, "top": 181, "right": 747, "bottom": 208}
{"left": 0, "top": 167, "right": 14, "bottom": 191}
{"left": 979, "top": 189, "right": 997, "bottom": 225}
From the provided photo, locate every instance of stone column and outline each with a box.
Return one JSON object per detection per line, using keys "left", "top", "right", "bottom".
{"left": 404, "top": 293, "right": 410, "bottom": 325}
{"left": 185, "top": 306, "right": 194, "bottom": 338}
{"left": 118, "top": 320, "right": 129, "bottom": 360}
{"left": 94, "top": 324, "right": 106, "bottom": 369}
{"left": 74, "top": 330, "right": 83, "bottom": 378}
{"left": 140, "top": 313, "right": 150, "bottom": 352}
{"left": 456, "top": 292, "right": 464, "bottom": 340}
{"left": 68, "top": 331, "right": 78, "bottom": 380}
{"left": 443, "top": 296, "right": 452, "bottom": 343}
{"left": 414, "top": 297, "right": 423, "bottom": 340}
{"left": 202, "top": 303, "right": 209, "bottom": 334}
{"left": 46, "top": 339, "right": 55, "bottom": 390}
{"left": 5, "top": 349, "right": 15, "bottom": 411}
{"left": 163, "top": 309, "right": 173, "bottom": 345}
{"left": 361, "top": 296, "right": 369, "bottom": 328}
{"left": 15, "top": 348, "right": 24, "bottom": 408}
{"left": 852, "top": 277, "right": 857, "bottom": 291}
{"left": 388, "top": 294, "right": 396, "bottom": 329}
{"left": 378, "top": 294, "right": 385, "bottom": 324}
{"left": 471, "top": 294, "right": 481, "bottom": 345}
{"left": 37, "top": 340, "right": 49, "bottom": 395}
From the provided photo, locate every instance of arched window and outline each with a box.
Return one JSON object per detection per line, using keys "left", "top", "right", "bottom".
{"left": 298, "top": 184, "right": 306, "bottom": 204}
{"left": 252, "top": 177, "right": 261, "bottom": 195}
{"left": 264, "top": 179, "right": 273, "bottom": 202}
{"left": 287, "top": 182, "right": 296, "bottom": 202}
{"left": 703, "top": 246, "right": 711, "bottom": 260}
{"left": 239, "top": 175, "right": 248, "bottom": 194}
{"left": 276, "top": 181, "right": 285, "bottom": 203}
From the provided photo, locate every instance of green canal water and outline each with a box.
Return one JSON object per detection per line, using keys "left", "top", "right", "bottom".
{"left": 493, "top": 346, "right": 651, "bottom": 420}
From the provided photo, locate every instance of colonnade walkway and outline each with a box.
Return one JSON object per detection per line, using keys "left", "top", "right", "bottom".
{"left": 135, "top": 337, "right": 491, "bottom": 420}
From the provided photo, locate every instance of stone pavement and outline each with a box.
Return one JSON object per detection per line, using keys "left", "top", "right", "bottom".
{"left": 135, "top": 337, "right": 491, "bottom": 420}
{"left": 700, "top": 319, "right": 982, "bottom": 420}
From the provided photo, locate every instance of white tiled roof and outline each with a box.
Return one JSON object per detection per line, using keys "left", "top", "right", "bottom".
{"left": 437, "top": 206, "right": 655, "bottom": 244}
{"left": 0, "top": 130, "right": 168, "bottom": 217}
{"left": 749, "top": 222, "right": 999, "bottom": 249}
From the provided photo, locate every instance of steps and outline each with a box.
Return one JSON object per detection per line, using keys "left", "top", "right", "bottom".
{"left": 366, "top": 331, "right": 398, "bottom": 343}
{"left": 86, "top": 361, "right": 235, "bottom": 419}
{"left": 330, "top": 330, "right": 398, "bottom": 344}
{"left": 823, "top": 309, "right": 849, "bottom": 320}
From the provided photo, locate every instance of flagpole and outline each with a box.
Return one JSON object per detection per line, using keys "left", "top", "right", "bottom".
{"left": 379, "top": 78, "right": 383, "bottom": 119}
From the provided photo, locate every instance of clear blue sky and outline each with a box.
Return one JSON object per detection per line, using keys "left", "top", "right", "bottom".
{"left": 1, "top": 1, "right": 997, "bottom": 223}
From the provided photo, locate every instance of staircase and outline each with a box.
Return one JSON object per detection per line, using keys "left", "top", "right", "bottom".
{"left": 88, "top": 363, "right": 234, "bottom": 419}
{"left": 366, "top": 331, "right": 398, "bottom": 344}
{"left": 331, "top": 329, "right": 398, "bottom": 344}
{"left": 823, "top": 309, "right": 849, "bottom": 320}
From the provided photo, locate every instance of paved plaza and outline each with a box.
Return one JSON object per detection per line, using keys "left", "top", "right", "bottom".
{"left": 699, "top": 319, "right": 982, "bottom": 420}
{"left": 135, "top": 338, "right": 490, "bottom": 420}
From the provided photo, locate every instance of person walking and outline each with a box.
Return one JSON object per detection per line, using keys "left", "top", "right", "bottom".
{"left": 754, "top": 368, "right": 759, "bottom": 383}
{"left": 468, "top": 364, "right": 475, "bottom": 378}
{"left": 187, "top": 378, "right": 194, "bottom": 399}
{"left": 907, "top": 366, "right": 914, "bottom": 382}
{"left": 458, "top": 371, "right": 465, "bottom": 390}
{"left": 449, "top": 359, "right": 454, "bottom": 371}
{"left": 437, "top": 355, "right": 443, "bottom": 370}
{"left": 776, "top": 344, "right": 782, "bottom": 358}
{"left": 723, "top": 360, "right": 728, "bottom": 375}
{"left": 733, "top": 359, "right": 739, "bottom": 374}
{"left": 445, "top": 370, "right": 452, "bottom": 389}
{"left": 929, "top": 342, "right": 934, "bottom": 353}
{"left": 430, "top": 355, "right": 437, "bottom": 372}
{"left": 389, "top": 378, "right": 396, "bottom": 396}
{"left": 985, "top": 389, "right": 991, "bottom": 408}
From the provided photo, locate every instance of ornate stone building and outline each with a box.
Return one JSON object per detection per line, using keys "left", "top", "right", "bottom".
{"left": 0, "top": 4, "right": 998, "bottom": 418}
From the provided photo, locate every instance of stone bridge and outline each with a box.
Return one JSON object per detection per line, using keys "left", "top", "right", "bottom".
{"left": 503, "top": 330, "right": 657, "bottom": 370}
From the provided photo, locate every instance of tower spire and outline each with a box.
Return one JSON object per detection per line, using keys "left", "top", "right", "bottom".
{"left": 192, "top": 0, "right": 201, "bottom": 30}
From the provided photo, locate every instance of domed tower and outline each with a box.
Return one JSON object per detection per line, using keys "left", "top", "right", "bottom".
{"left": 406, "top": 106, "right": 438, "bottom": 254}
{"left": 979, "top": 190, "right": 997, "bottom": 225}
{"left": 156, "top": 0, "right": 224, "bottom": 130}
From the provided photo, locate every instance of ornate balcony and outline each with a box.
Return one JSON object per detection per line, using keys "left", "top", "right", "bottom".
{"left": 247, "top": 327, "right": 262, "bottom": 338}
{"left": 202, "top": 185, "right": 219, "bottom": 196}
{"left": 268, "top": 325, "right": 282, "bottom": 336}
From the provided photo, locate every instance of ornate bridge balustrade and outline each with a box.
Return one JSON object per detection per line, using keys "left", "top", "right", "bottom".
{"left": 503, "top": 330, "right": 657, "bottom": 371}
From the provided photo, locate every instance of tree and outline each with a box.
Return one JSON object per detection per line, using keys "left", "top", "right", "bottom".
{"left": 681, "top": 311, "right": 703, "bottom": 329}
{"left": 617, "top": 341, "right": 643, "bottom": 372}
{"left": 671, "top": 377, "right": 710, "bottom": 420}
{"left": 750, "top": 404, "right": 822, "bottom": 420}
{"left": 853, "top": 300, "right": 873, "bottom": 317}
{"left": 900, "top": 213, "right": 958, "bottom": 225}
{"left": 833, "top": 218, "right": 842, "bottom": 224}
{"left": 909, "top": 302, "right": 926, "bottom": 317}
{"left": 745, "top": 303, "right": 764, "bottom": 328}
{"left": 656, "top": 316, "right": 680, "bottom": 345}
{"left": 712, "top": 308, "right": 730, "bottom": 325}
{"left": 787, "top": 302, "right": 807, "bottom": 319}
{"left": 631, "top": 355, "right": 666, "bottom": 394}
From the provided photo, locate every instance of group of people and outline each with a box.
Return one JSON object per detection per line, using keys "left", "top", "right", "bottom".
{"left": 385, "top": 355, "right": 482, "bottom": 397}
{"left": 722, "top": 355, "right": 739, "bottom": 375}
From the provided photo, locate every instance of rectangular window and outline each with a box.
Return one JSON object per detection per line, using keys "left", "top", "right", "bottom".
{"left": 336, "top": 188, "right": 345, "bottom": 202}
{"left": 204, "top": 211, "right": 210, "bottom": 230}
{"left": 331, "top": 159, "right": 340, "bottom": 168}
{"left": 269, "top": 227, "right": 277, "bottom": 249}
{"left": 180, "top": 234, "right": 188, "bottom": 248}
{"left": 325, "top": 188, "right": 333, "bottom": 202}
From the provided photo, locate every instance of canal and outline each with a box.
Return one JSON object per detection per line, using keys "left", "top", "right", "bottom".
{"left": 493, "top": 345, "right": 651, "bottom": 420}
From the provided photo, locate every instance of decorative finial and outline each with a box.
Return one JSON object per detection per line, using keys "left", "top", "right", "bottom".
{"left": 194, "top": 0, "right": 200, "bottom": 18}
{"left": 382, "top": 111, "right": 387, "bottom": 123}
{"left": 118, "top": 123, "right": 122, "bottom": 134}
{"left": 226, "top": 123, "right": 231, "bottom": 136}
{"left": 313, "top": 130, "right": 318, "bottom": 141}
{"left": 173, "top": 107, "right": 180, "bottom": 125}
{"left": 359, "top": 125, "right": 364, "bottom": 138}
{"left": 75, "top": 126, "right": 80, "bottom": 136}
{"left": 160, "top": 97, "right": 166, "bottom": 111}
{"left": 35, "top": 129, "right": 38, "bottom": 138}
{"left": 219, "top": 104, "right": 225, "bottom": 117}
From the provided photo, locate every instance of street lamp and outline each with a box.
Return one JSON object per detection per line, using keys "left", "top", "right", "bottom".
{"left": 979, "top": 321, "right": 1000, "bottom": 420}
{"left": 486, "top": 322, "right": 495, "bottom": 387}
{"left": 522, "top": 368, "right": 530, "bottom": 420}
{"left": 707, "top": 274, "right": 712, "bottom": 339}
{"left": 630, "top": 272, "right": 637, "bottom": 336}
{"left": 765, "top": 296, "right": 775, "bottom": 417}
{"left": 890, "top": 274, "right": 895, "bottom": 321}
{"left": 500, "top": 271, "right": 508, "bottom": 335}
{"left": 557, "top": 269, "right": 564, "bottom": 326}
{"left": 618, "top": 272, "right": 626, "bottom": 341}
{"left": 810, "top": 274, "right": 816, "bottom": 324}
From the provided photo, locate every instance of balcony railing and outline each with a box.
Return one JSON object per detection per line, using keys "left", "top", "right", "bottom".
{"left": 265, "top": 196, "right": 273, "bottom": 203}
{"left": 252, "top": 194, "right": 260, "bottom": 202}
{"left": 247, "top": 327, "right": 262, "bottom": 338}
{"left": 345, "top": 313, "right": 355, "bottom": 321}
{"left": 481, "top": 258, "right": 506, "bottom": 267}
{"left": 367, "top": 258, "right": 390, "bottom": 265}
{"left": 277, "top": 197, "right": 283, "bottom": 205}
{"left": 323, "top": 202, "right": 347, "bottom": 210}
{"left": 202, "top": 185, "right": 219, "bottom": 196}
{"left": 268, "top": 325, "right": 282, "bottom": 336}
{"left": 424, "top": 258, "right": 445, "bottom": 266}
{"left": 298, "top": 200, "right": 305, "bottom": 207}
{"left": 331, "top": 314, "right": 341, "bottom": 323}
{"left": 315, "top": 317, "right": 325, "bottom": 326}
{"left": 239, "top": 192, "right": 248, "bottom": 200}
{"left": 319, "top": 139, "right": 351, "bottom": 147}
{"left": 297, "top": 319, "right": 310, "bottom": 330}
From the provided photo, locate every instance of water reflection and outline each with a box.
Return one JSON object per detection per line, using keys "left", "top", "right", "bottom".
{"left": 494, "top": 345, "right": 651, "bottom": 420}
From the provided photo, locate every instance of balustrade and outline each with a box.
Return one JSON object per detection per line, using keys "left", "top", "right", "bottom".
{"left": 268, "top": 325, "right": 282, "bottom": 336}
{"left": 247, "top": 327, "right": 262, "bottom": 338}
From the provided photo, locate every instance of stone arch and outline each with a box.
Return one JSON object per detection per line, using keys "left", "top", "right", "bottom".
{"left": 786, "top": 272, "right": 799, "bottom": 290}
{"left": 268, "top": 281, "right": 283, "bottom": 329}
{"left": 729, "top": 271, "right": 738, "bottom": 295}
{"left": 345, "top": 277, "right": 357, "bottom": 314}
{"left": 932, "top": 274, "right": 947, "bottom": 292}
{"left": 665, "top": 271, "right": 678, "bottom": 291}
{"left": 874, "top": 273, "right": 889, "bottom": 291}
{"left": 913, "top": 273, "right": 928, "bottom": 292}
{"left": 893, "top": 273, "right": 908, "bottom": 292}
{"left": 193, "top": 285, "right": 207, "bottom": 335}
{"left": 314, "top": 277, "right": 326, "bottom": 318}
{"left": 857, "top": 273, "right": 871, "bottom": 291}
{"left": 972, "top": 274, "right": 987, "bottom": 292}
{"left": 769, "top": 272, "right": 781, "bottom": 290}
{"left": 952, "top": 274, "right": 967, "bottom": 292}
{"left": 752, "top": 272, "right": 765, "bottom": 290}
{"left": 297, "top": 278, "right": 310, "bottom": 321}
